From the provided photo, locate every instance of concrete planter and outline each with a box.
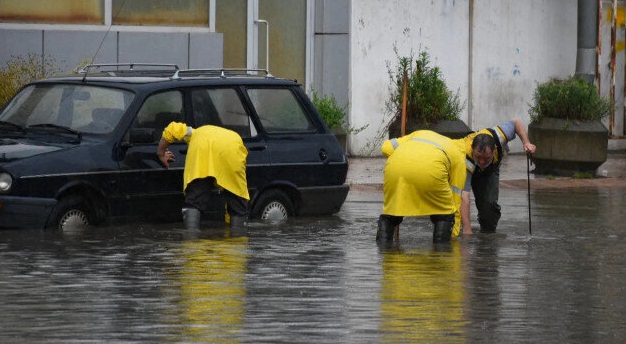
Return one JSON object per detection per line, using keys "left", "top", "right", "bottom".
{"left": 528, "top": 117, "right": 608, "bottom": 176}
{"left": 388, "top": 118, "right": 472, "bottom": 139}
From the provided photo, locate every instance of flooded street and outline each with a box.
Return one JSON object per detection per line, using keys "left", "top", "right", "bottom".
{"left": 1, "top": 185, "right": 626, "bottom": 343}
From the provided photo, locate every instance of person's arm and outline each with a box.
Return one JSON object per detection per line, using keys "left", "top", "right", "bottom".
{"left": 461, "top": 191, "right": 472, "bottom": 235}
{"left": 156, "top": 137, "right": 175, "bottom": 168}
{"left": 512, "top": 118, "right": 536, "bottom": 154}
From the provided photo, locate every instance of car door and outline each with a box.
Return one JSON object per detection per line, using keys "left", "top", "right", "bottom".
{"left": 190, "top": 87, "right": 270, "bottom": 199}
{"left": 244, "top": 86, "right": 345, "bottom": 187}
{"left": 116, "top": 90, "right": 187, "bottom": 219}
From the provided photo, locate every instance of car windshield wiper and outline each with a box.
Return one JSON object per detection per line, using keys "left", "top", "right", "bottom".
{"left": 0, "top": 120, "right": 25, "bottom": 133}
{"left": 26, "top": 123, "right": 82, "bottom": 142}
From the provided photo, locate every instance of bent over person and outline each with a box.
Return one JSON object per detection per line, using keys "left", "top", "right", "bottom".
{"left": 454, "top": 118, "right": 536, "bottom": 234}
{"left": 157, "top": 122, "right": 250, "bottom": 230}
{"left": 376, "top": 130, "right": 466, "bottom": 243}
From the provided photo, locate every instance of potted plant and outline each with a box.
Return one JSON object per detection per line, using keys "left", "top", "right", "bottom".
{"left": 310, "top": 90, "right": 367, "bottom": 152}
{"left": 385, "top": 49, "right": 469, "bottom": 139}
{"left": 528, "top": 75, "right": 612, "bottom": 176}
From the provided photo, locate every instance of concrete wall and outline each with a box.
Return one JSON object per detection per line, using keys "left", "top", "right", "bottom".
{"left": 350, "top": 0, "right": 577, "bottom": 156}
{"left": 0, "top": 27, "right": 223, "bottom": 73}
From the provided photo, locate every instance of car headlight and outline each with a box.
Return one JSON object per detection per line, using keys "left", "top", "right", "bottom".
{"left": 0, "top": 172, "right": 13, "bottom": 193}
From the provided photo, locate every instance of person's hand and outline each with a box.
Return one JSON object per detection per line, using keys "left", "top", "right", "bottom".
{"left": 523, "top": 142, "right": 536, "bottom": 155}
{"left": 463, "top": 225, "right": 474, "bottom": 235}
{"left": 159, "top": 150, "right": 175, "bottom": 168}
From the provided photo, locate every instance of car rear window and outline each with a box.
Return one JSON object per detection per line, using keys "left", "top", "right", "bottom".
{"left": 246, "top": 88, "right": 315, "bottom": 133}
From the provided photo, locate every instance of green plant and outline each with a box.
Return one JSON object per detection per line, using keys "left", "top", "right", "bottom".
{"left": 573, "top": 171, "right": 594, "bottom": 179}
{"left": 385, "top": 49, "right": 463, "bottom": 128}
{"left": 528, "top": 76, "right": 612, "bottom": 123}
{"left": 0, "top": 53, "right": 62, "bottom": 107}
{"left": 310, "top": 89, "right": 367, "bottom": 134}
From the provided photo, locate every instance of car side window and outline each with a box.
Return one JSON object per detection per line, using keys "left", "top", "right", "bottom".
{"left": 133, "top": 91, "right": 184, "bottom": 143}
{"left": 191, "top": 88, "right": 256, "bottom": 138}
{"left": 246, "top": 88, "right": 314, "bottom": 133}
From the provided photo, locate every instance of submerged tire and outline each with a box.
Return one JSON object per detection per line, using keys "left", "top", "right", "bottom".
{"left": 47, "top": 195, "right": 92, "bottom": 231}
{"left": 252, "top": 189, "right": 294, "bottom": 220}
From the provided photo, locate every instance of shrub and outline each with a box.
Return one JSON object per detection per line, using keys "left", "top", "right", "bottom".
{"left": 385, "top": 49, "right": 463, "bottom": 128}
{"left": 528, "top": 76, "right": 612, "bottom": 123}
{"left": 310, "top": 89, "right": 367, "bottom": 134}
{"left": 0, "top": 53, "right": 62, "bottom": 107}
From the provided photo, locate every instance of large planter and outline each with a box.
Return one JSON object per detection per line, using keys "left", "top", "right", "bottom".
{"left": 388, "top": 118, "right": 472, "bottom": 139}
{"left": 528, "top": 117, "right": 608, "bottom": 176}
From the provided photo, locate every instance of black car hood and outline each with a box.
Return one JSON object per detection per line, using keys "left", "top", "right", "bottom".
{"left": 0, "top": 138, "right": 63, "bottom": 162}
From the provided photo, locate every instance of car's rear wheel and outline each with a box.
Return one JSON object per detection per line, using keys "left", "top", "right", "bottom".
{"left": 47, "top": 195, "right": 92, "bottom": 231}
{"left": 252, "top": 189, "right": 294, "bottom": 220}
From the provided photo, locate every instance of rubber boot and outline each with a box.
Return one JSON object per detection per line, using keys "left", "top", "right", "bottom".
{"left": 182, "top": 207, "right": 201, "bottom": 231}
{"left": 376, "top": 216, "right": 396, "bottom": 242}
{"left": 432, "top": 220, "right": 454, "bottom": 243}
{"left": 229, "top": 215, "right": 247, "bottom": 229}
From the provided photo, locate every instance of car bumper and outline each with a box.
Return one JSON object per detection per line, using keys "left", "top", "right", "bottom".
{"left": 0, "top": 196, "right": 56, "bottom": 229}
{"left": 297, "top": 184, "right": 350, "bottom": 216}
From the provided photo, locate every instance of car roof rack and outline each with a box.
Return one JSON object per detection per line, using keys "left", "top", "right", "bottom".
{"left": 77, "top": 64, "right": 276, "bottom": 81}
{"left": 78, "top": 63, "right": 180, "bottom": 79}
{"left": 172, "top": 68, "right": 274, "bottom": 79}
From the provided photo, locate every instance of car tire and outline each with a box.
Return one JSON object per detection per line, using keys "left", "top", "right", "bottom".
{"left": 47, "top": 195, "right": 92, "bottom": 231}
{"left": 251, "top": 189, "right": 294, "bottom": 220}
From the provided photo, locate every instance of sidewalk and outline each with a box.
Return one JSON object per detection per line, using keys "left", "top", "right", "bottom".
{"left": 345, "top": 151, "right": 626, "bottom": 201}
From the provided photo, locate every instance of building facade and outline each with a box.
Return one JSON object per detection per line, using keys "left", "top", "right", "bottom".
{"left": 0, "top": 0, "right": 623, "bottom": 155}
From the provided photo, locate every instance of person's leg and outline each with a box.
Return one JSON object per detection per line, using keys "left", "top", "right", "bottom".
{"left": 376, "top": 215, "right": 403, "bottom": 242}
{"left": 224, "top": 189, "right": 249, "bottom": 228}
{"left": 471, "top": 168, "right": 501, "bottom": 233}
{"left": 430, "top": 214, "right": 455, "bottom": 243}
{"left": 182, "top": 178, "right": 214, "bottom": 230}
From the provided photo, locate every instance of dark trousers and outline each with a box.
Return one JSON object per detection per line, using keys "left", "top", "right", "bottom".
{"left": 380, "top": 214, "right": 455, "bottom": 227}
{"left": 471, "top": 166, "right": 501, "bottom": 232}
{"left": 184, "top": 177, "right": 249, "bottom": 217}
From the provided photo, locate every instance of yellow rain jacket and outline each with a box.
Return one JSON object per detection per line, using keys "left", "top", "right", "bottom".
{"left": 162, "top": 122, "right": 250, "bottom": 200}
{"left": 381, "top": 130, "right": 466, "bottom": 224}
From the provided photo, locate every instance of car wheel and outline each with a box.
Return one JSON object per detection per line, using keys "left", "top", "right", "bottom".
{"left": 47, "top": 195, "right": 92, "bottom": 231}
{"left": 252, "top": 189, "right": 294, "bottom": 220}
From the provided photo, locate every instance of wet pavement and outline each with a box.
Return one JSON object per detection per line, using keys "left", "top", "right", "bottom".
{"left": 1, "top": 152, "right": 626, "bottom": 343}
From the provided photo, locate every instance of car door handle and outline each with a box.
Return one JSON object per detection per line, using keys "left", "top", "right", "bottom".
{"left": 319, "top": 148, "right": 329, "bottom": 164}
{"left": 248, "top": 144, "right": 267, "bottom": 151}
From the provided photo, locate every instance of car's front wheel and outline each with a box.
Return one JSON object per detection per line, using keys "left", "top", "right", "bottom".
{"left": 251, "top": 189, "right": 294, "bottom": 220}
{"left": 47, "top": 195, "right": 92, "bottom": 231}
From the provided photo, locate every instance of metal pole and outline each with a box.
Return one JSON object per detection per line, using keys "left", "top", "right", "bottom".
{"left": 527, "top": 153, "right": 532, "bottom": 235}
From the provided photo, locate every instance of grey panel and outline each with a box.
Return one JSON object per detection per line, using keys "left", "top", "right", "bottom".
{"left": 314, "top": 34, "right": 349, "bottom": 108}
{"left": 189, "top": 32, "right": 223, "bottom": 69}
{"left": 118, "top": 32, "right": 189, "bottom": 68}
{"left": 315, "top": 0, "right": 349, "bottom": 34}
{"left": 0, "top": 29, "right": 42, "bottom": 66}
{"left": 44, "top": 30, "right": 117, "bottom": 72}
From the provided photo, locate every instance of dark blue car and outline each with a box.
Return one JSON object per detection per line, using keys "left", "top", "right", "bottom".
{"left": 0, "top": 64, "right": 349, "bottom": 230}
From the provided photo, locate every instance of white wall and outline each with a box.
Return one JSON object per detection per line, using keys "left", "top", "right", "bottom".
{"left": 349, "top": 0, "right": 577, "bottom": 156}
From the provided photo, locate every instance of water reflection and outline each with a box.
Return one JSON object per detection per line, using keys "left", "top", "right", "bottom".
{"left": 379, "top": 241, "right": 466, "bottom": 342}
{"left": 0, "top": 187, "right": 625, "bottom": 342}
{"left": 164, "top": 234, "right": 248, "bottom": 342}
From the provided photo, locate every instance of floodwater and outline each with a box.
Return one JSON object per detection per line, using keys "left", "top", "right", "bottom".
{"left": 1, "top": 185, "right": 626, "bottom": 343}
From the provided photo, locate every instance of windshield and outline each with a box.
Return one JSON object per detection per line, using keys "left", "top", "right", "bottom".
{"left": 0, "top": 84, "right": 134, "bottom": 134}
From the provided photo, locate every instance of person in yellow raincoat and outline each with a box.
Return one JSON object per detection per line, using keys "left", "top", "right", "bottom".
{"left": 376, "top": 130, "right": 466, "bottom": 243}
{"left": 454, "top": 118, "right": 536, "bottom": 234}
{"left": 156, "top": 121, "right": 249, "bottom": 229}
